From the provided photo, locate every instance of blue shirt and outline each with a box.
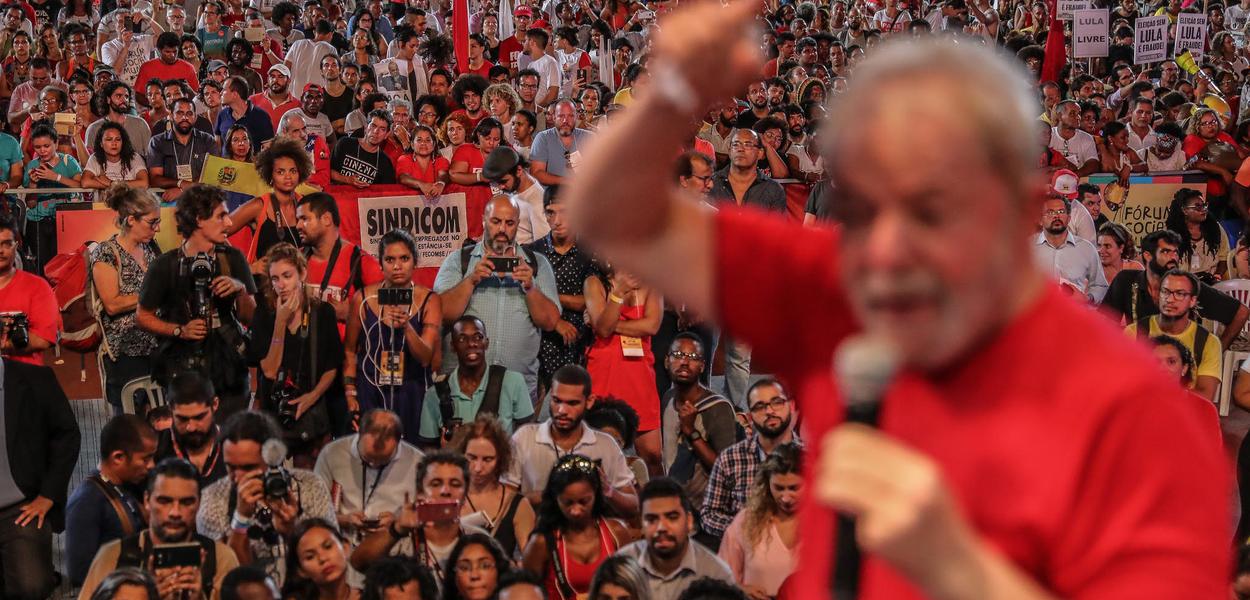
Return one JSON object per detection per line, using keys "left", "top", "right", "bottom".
{"left": 1033, "top": 231, "right": 1109, "bottom": 302}
{"left": 529, "top": 128, "right": 594, "bottom": 179}
{"left": 22, "top": 153, "right": 83, "bottom": 221}
{"left": 432, "top": 242, "right": 560, "bottom": 398}
{"left": 215, "top": 101, "right": 276, "bottom": 152}
{"left": 417, "top": 366, "right": 534, "bottom": 442}
{"left": 64, "top": 470, "right": 145, "bottom": 585}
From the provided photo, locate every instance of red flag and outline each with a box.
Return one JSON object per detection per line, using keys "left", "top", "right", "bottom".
{"left": 1040, "top": 0, "right": 1067, "bottom": 83}
{"left": 454, "top": 0, "right": 470, "bottom": 71}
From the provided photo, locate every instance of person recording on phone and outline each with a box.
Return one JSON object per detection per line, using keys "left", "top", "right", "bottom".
{"left": 197, "top": 411, "right": 337, "bottom": 588}
{"left": 247, "top": 243, "right": 343, "bottom": 467}
{"left": 0, "top": 214, "right": 59, "bottom": 364}
{"left": 349, "top": 450, "right": 490, "bottom": 588}
{"left": 343, "top": 229, "right": 442, "bottom": 446}
{"left": 433, "top": 195, "right": 561, "bottom": 403}
{"left": 137, "top": 185, "right": 257, "bottom": 418}
{"left": 78, "top": 458, "right": 241, "bottom": 600}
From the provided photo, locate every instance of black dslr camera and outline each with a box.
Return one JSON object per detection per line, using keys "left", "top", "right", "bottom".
{"left": 272, "top": 379, "right": 303, "bottom": 434}
{"left": 180, "top": 252, "right": 216, "bottom": 321}
{"left": 0, "top": 311, "right": 30, "bottom": 349}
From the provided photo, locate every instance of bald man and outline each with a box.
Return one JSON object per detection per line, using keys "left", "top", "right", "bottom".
{"left": 566, "top": 4, "right": 1227, "bottom": 599}
{"left": 433, "top": 196, "right": 561, "bottom": 403}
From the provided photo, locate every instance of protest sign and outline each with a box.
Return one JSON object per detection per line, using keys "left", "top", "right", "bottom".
{"left": 357, "top": 193, "right": 469, "bottom": 269}
{"left": 1134, "top": 15, "right": 1169, "bottom": 64}
{"left": 1074, "top": 9, "right": 1110, "bottom": 58}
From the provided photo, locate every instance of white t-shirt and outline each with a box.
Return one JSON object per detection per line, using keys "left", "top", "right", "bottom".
{"left": 872, "top": 9, "right": 912, "bottom": 33}
{"left": 1140, "top": 147, "right": 1188, "bottom": 172}
{"left": 283, "top": 39, "right": 336, "bottom": 96}
{"left": 555, "top": 48, "right": 588, "bottom": 98}
{"left": 85, "top": 154, "right": 148, "bottom": 182}
{"left": 285, "top": 108, "right": 333, "bottom": 142}
{"left": 1049, "top": 128, "right": 1099, "bottom": 168}
{"left": 1228, "top": 4, "right": 1250, "bottom": 32}
{"left": 528, "top": 53, "right": 562, "bottom": 101}
{"left": 513, "top": 179, "right": 549, "bottom": 244}
{"left": 100, "top": 35, "right": 155, "bottom": 86}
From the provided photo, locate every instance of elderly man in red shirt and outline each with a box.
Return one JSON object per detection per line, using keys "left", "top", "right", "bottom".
{"left": 566, "top": 3, "right": 1230, "bottom": 600}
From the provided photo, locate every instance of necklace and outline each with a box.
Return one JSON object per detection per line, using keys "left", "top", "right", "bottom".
{"left": 465, "top": 484, "right": 508, "bottom": 533}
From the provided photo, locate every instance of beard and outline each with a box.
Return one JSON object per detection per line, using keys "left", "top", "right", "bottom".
{"left": 755, "top": 413, "right": 792, "bottom": 438}
{"left": 174, "top": 120, "right": 194, "bottom": 135}
{"left": 789, "top": 125, "right": 805, "bottom": 137}
{"left": 719, "top": 114, "right": 735, "bottom": 128}
{"left": 1044, "top": 220, "right": 1067, "bottom": 234}
{"left": 175, "top": 427, "right": 212, "bottom": 450}
{"left": 488, "top": 233, "right": 511, "bottom": 253}
{"left": 1149, "top": 257, "right": 1178, "bottom": 276}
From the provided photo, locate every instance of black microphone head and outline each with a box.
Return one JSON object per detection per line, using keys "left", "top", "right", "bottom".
{"left": 834, "top": 334, "right": 900, "bottom": 411}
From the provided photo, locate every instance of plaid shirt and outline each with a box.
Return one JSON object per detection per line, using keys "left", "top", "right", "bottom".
{"left": 700, "top": 432, "right": 802, "bottom": 539}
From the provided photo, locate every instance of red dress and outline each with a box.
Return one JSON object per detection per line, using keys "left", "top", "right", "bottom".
{"left": 544, "top": 519, "right": 621, "bottom": 600}
{"left": 586, "top": 301, "right": 661, "bottom": 432}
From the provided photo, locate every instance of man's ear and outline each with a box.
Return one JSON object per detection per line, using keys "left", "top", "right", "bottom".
{"left": 586, "top": 393, "right": 597, "bottom": 411}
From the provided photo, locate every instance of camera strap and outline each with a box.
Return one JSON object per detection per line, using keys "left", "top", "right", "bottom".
{"left": 316, "top": 240, "right": 343, "bottom": 295}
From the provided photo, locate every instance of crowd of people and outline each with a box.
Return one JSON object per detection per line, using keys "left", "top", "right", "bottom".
{"left": 0, "top": 0, "right": 1249, "bottom": 596}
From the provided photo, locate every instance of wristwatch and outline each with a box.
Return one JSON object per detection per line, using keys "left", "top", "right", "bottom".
{"left": 172, "top": 325, "right": 183, "bottom": 339}
{"left": 685, "top": 429, "right": 703, "bottom": 444}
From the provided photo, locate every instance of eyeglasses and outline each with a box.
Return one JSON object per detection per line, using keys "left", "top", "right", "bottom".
{"left": 1043, "top": 209, "right": 1068, "bottom": 217}
{"left": 140, "top": 216, "right": 161, "bottom": 227}
{"left": 730, "top": 141, "right": 759, "bottom": 149}
{"left": 748, "top": 396, "right": 789, "bottom": 414}
{"left": 1160, "top": 287, "right": 1195, "bottom": 299}
{"left": 667, "top": 350, "right": 703, "bottom": 361}
{"left": 555, "top": 455, "right": 599, "bottom": 474}
{"left": 1199, "top": 120, "right": 1220, "bottom": 127}
{"left": 1185, "top": 202, "right": 1209, "bottom": 211}
{"left": 454, "top": 560, "right": 496, "bottom": 574}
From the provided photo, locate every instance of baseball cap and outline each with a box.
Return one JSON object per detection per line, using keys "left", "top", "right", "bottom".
{"left": 513, "top": 6, "right": 533, "bottom": 17}
{"left": 1050, "top": 169, "right": 1079, "bottom": 200}
{"left": 207, "top": 59, "right": 228, "bottom": 73}
{"left": 268, "top": 63, "right": 291, "bottom": 78}
{"left": 532, "top": 18, "right": 552, "bottom": 30}
{"left": 303, "top": 83, "right": 324, "bottom": 95}
{"left": 482, "top": 147, "right": 522, "bottom": 181}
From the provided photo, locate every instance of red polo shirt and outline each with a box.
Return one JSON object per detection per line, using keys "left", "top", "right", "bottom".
{"left": 248, "top": 92, "right": 301, "bottom": 129}
{"left": 714, "top": 208, "right": 1229, "bottom": 599}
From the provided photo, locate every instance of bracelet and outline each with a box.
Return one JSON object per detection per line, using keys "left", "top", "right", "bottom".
{"left": 343, "top": 376, "right": 356, "bottom": 386}
{"left": 230, "top": 511, "right": 253, "bottom": 531}
{"left": 608, "top": 293, "right": 625, "bottom": 304}
{"left": 270, "top": 336, "right": 284, "bottom": 346}
{"left": 388, "top": 520, "right": 409, "bottom": 539}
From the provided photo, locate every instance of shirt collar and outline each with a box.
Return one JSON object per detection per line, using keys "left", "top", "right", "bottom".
{"left": 536, "top": 420, "right": 596, "bottom": 449}
{"left": 1034, "top": 230, "right": 1075, "bottom": 248}
{"left": 639, "top": 543, "right": 699, "bottom": 581}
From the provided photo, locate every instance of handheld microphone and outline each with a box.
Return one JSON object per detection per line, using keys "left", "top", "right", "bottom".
{"left": 831, "top": 334, "right": 900, "bottom": 600}
{"left": 261, "top": 438, "right": 288, "bottom": 468}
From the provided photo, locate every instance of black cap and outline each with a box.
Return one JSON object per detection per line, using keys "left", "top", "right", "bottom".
{"left": 482, "top": 147, "right": 522, "bottom": 182}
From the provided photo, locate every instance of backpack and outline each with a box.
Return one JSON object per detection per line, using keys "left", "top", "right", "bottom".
{"left": 1135, "top": 316, "right": 1210, "bottom": 366}
{"left": 45, "top": 242, "right": 102, "bottom": 353}
{"left": 434, "top": 364, "right": 507, "bottom": 442}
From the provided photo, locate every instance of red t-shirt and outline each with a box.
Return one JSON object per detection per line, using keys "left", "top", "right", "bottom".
{"left": 451, "top": 144, "right": 486, "bottom": 177}
{"left": 134, "top": 59, "right": 201, "bottom": 102}
{"left": 307, "top": 135, "right": 331, "bottom": 189}
{"left": 449, "top": 109, "right": 487, "bottom": 133}
{"left": 1182, "top": 131, "right": 1237, "bottom": 196}
{"left": 499, "top": 36, "right": 526, "bottom": 70}
{"left": 714, "top": 208, "right": 1229, "bottom": 599}
{"left": 0, "top": 270, "right": 61, "bottom": 365}
{"left": 459, "top": 61, "right": 496, "bottom": 79}
{"left": 396, "top": 154, "right": 450, "bottom": 183}
{"left": 306, "top": 240, "right": 383, "bottom": 304}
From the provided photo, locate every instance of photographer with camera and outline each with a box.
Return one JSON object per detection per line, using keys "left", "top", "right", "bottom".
{"left": 78, "top": 458, "right": 241, "bottom": 600}
{"left": 0, "top": 214, "right": 59, "bottom": 365}
{"left": 247, "top": 243, "right": 343, "bottom": 467}
{"left": 197, "top": 411, "right": 336, "bottom": 588}
{"left": 137, "top": 184, "right": 257, "bottom": 417}
{"left": 349, "top": 450, "right": 489, "bottom": 590}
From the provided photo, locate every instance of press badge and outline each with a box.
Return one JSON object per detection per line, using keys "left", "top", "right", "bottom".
{"left": 379, "top": 351, "right": 404, "bottom": 386}
{"left": 176, "top": 164, "right": 193, "bottom": 181}
{"left": 620, "top": 336, "right": 645, "bottom": 358}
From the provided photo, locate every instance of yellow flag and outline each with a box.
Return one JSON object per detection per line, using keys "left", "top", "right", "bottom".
{"left": 199, "top": 155, "right": 322, "bottom": 197}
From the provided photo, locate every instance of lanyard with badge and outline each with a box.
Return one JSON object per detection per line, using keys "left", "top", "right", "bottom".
{"left": 175, "top": 136, "right": 196, "bottom": 182}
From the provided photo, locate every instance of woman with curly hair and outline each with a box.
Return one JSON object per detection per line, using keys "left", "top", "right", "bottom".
{"left": 451, "top": 415, "right": 537, "bottom": 558}
{"left": 522, "top": 454, "right": 633, "bottom": 600}
{"left": 227, "top": 137, "right": 313, "bottom": 270}
{"left": 717, "top": 442, "right": 803, "bottom": 599}
{"left": 82, "top": 121, "right": 149, "bottom": 189}
{"left": 1164, "top": 187, "right": 1230, "bottom": 282}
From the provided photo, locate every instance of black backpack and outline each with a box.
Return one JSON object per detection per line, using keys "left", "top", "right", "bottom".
{"left": 434, "top": 365, "right": 508, "bottom": 441}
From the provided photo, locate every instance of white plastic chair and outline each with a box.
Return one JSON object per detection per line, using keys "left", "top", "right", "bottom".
{"left": 1213, "top": 280, "right": 1250, "bottom": 416}
{"left": 120, "top": 376, "right": 164, "bottom": 415}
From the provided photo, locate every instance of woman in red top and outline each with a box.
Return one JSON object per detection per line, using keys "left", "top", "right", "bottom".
{"left": 397, "top": 124, "right": 450, "bottom": 196}
{"left": 521, "top": 454, "right": 632, "bottom": 600}
{"left": 449, "top": 117, "right": 505, "bottom": 187}
{"left": 584, "top": 265, "right": 664, "bottom": 476}
{"left": 227, "top": 137, "right": 312, "bottom": 275}
{"left": 1183, "top": 106, "right": 1245, "bottom": 218}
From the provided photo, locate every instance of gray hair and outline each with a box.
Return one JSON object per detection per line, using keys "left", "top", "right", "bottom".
{"left": 277, "top": 110, "right": 305, "bottom": 135}
{"left": 388, "top": 98, "right": 412, "bottom": 114}
{"left": 825, "top": 38, "right": 1040, "bottom": 201}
